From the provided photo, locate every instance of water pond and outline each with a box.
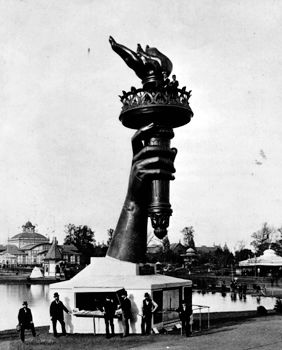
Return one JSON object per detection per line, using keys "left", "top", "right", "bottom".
{"left": 192, "top": 290, "right": 276, "bottom": 313}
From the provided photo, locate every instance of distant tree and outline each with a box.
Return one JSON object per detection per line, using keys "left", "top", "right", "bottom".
{"left": 106, "top": 228, "right": 115, "bottom": 246}
{"left": 277, "top": 226, "right": 282, "bottom": 237}
{"left": 222, "top": 243, "right": 229, "bottom": 251}
{"left": 251, "top": 222, "right": 274, "bottom": 254}
{"left": 181, "top": 226, "right": 195, "bottom": 248}
{"left": 234, "top": 240, "right": 246, "bottom": 252}
{"left": 196, "top": 251, "right": 214, "bottom": 267}
{"left": 214, "top": 244, "right": 234, "bottom": 268}
{"left": 234, "top": 248, "right": 254, "bottom": 263}
{"left": 64, "top": 224, "right": 96, "bottom": 264}
{"left": 93, "top": 241, "right": 108, "bottom": 257}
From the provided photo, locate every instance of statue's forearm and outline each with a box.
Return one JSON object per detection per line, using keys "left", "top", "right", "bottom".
{"left": 106, "top": 199, "right": 148, "bottom": 263}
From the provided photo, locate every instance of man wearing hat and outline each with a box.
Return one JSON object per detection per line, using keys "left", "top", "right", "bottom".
{"left": 18, "top": 301, "right": 36, "bottom": 342}
{"left": 50, "top": 292, "right": 70, "bottom": 337}
{"left": 103, "top": 296, "right": 116, "bottom": 338}
{"left": 119, "top": 290, "right": 131, "bottom": 337}
{"left": 141, "top": 292, "right": 158, "bottom": 335}
{"left": 176, "top": 301, "right": 192, "bottom": 337}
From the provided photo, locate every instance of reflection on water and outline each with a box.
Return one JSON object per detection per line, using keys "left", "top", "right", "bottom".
{"left": 0, "top": 284, "right": 50, "bottom": 331}
{"left": 192, "top": 291, "right": 276, "bottom": 313}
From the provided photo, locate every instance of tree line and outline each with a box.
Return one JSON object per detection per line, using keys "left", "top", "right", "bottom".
{"left": 63, "top": 224, "right": 114, "bottom": 265}
{"left": 63, "top": 221, "right": 282, "bottom": 267}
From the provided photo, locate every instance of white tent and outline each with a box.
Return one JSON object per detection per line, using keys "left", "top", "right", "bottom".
{"left": 49, "top": 256, "right": 192, "bottom": 334}
{"left": 239, "top": 248, "right": 282, "bottom": 267}
{"left": 30, "top": 266, "right": 43, "bottom": 278}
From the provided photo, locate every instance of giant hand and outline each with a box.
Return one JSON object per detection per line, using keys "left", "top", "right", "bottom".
{"left": 106, "top": 123, "right": 177, "bottom": 263}
{"left": 127, "top": 123, "right": 177, "bottom": 203}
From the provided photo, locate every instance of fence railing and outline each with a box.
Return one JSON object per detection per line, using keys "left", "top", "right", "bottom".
{"left": 192, "top": 304, "right": 210, "bottom": 331}
{"left": 153, "top": 305, "right": 210, "bottom": 333}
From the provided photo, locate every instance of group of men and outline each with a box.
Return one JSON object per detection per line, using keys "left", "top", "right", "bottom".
{"left": 18, "top": 290, "right": 191, "bottom": 342}
{"left": 17, "top": 292, "right": 70, "bottom": 342}
{"left": 100, "top": 290, "right": 131, "bottom": 338}
{"left": 106, "top": 290, "right": 158, "bottom": 338}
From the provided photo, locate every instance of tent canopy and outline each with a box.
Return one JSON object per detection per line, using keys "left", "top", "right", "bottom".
{"left": 50, "top": 257, "right": 192, "bottom": 292}
{"left": 30, "top": 266, "right": 43, "bottom": 278}
{"left": 239, "top": 248, "right": 282, "bottom": 267}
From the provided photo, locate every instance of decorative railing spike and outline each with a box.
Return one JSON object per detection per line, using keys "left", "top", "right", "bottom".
{"left": 120, "top": 88, "right": 192, "bottom": 113}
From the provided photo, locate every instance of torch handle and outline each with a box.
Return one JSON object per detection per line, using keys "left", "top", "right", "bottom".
{"left": 147, "top": 127, "right": 174, "bottom": 239}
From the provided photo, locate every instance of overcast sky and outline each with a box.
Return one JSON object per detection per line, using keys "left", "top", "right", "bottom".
{"left": 1, "top": 0, "right": 282, "bottom": 250}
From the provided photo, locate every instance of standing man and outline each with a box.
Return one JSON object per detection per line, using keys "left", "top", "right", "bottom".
{"left": 103, "top": 296, "right": 116, "bottom": 338}
{"left": 50, "top": 292, "right": 70, "bottom": 337}
{"left": 141, "top": 293, "right": 158, "bottom": 335}
{"left": 18, "top": 301, "right": 36, "bottom": 342}
{"left": 177, "top": 301, "right": 192, "bottom": 337}
{"left": 168, "top": 74, "right": 179, "bottom": 98}
{"left": 119, "top": 290, "right": 131, "bottom": 337}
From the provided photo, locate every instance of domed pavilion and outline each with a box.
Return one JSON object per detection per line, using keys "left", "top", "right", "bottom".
{"left": 8, "top": 221, "right": 49, "bottom": 249}
{"left": 239, "top": 248, "right": 282, "bottom": 277}
{"left": 181, "top": 247, "right": 197, "bottom": 269}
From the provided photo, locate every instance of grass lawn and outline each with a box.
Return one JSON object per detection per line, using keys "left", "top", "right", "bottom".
{"left": 2, "top": 315, "right": 282, "bottom": 350}
{"left": 0, "top": 332, "right": 184, "bottom": 350}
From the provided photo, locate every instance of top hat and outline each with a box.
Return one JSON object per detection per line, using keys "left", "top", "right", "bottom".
{"left": 22, "top": 301, "right": 28, "bottom": 306}
{"left": 53, "top": 292, "right": 59, "bottom": 297}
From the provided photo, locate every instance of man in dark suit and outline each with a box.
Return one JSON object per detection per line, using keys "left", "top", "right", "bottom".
{"left": 50, "top": 292, "right": 70, "bottom": 337}
{"left": 168, "top": 74, "right": 179, "bottom": 99}
{"left": 141, "top": 293, "right": 158, "bottom": 335}
{"left": 177, "top": 301, "right": 192, "bottom": 337}
{"left": 18, "top": 301, "right": 36, "bottom": 342}
{"left": 119, "top": 290, "right": 131, "bottom": 337}
{"left": 103, "top": 296, "right": 116, "bottom": 338}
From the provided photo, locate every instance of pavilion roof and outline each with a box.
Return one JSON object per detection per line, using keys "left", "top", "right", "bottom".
{"left": 44, "top": 238, "right": 62, "bottom": 261}
{"left": 239, "top": 248, "right": 282, "bottom": 267}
